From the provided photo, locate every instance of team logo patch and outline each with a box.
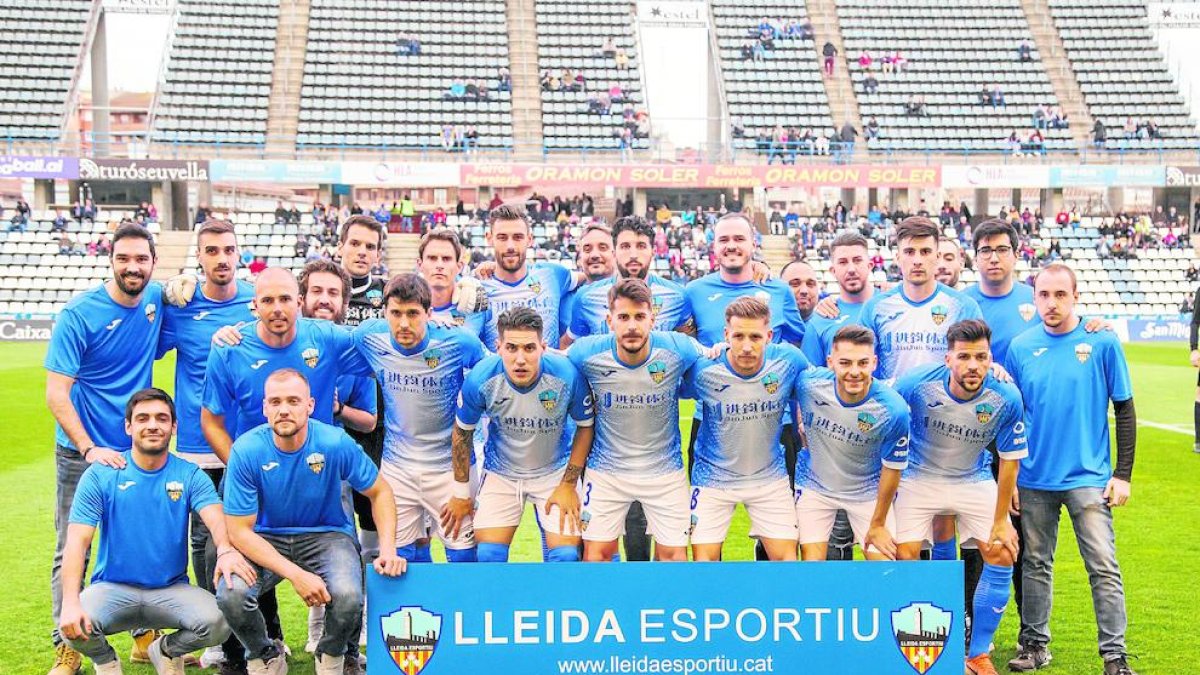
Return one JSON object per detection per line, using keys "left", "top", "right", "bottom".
{"left": 1018, "top": 303, "right": 1036, "bottom": 322}
{"left": 381, "top": 606, "right": 441, "bottom": 675}
{"left": 651, "top": 295, "right": 664, "bottom": 318}
{"left": 1075, "top": 343, "right": 1092, "bottom": 364}
{"left": 891, "top": 602, "right": 952, "bottom": 674}
{"left": 538, "top": 389, "right": 559, "bottom": 412}
{"left": 367, "top": 288, "right": 384, "bottom": 308}
{"left": 165, "top": 481, "right": 183, "bottom": 502}
{"left": 144, "top": 302, "right": 157, "bottom": 324}
{"left": 449, "top": 309, "right": 466, "bottom": 326}
{"left": 688, "top": 513, "right": 698, "bottom": 537}
{"left": 647, "top": 360, "right": 667, "bottom": 384}
{"left": 762, "top": 372, "right": 781, "bottom": 394}
{"left": 527, "top": 279, "right": 542, "bottom": 295}
{"left": 929, "top": 305, "right": 948, "bottom": 326}
{"left": 306, "top": 452, "right": 325, "bottom": 474}
{"left": 975, "top": 403, "right": 994, "bottom": 424}
{"left": 580, "top": 510, "right": 592, "bottom": 532}
{"left": 857, "top": 412, "right": 877, "bottom": 433}
{"left": 302, "top": 347, "right": 319, "bottom": 368}
{"left": 423, "top": 348, "right": 442, "bottom": 369}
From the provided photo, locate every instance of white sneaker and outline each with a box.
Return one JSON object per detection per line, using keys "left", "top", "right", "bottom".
{"left": 147, "top": 636, "right": 185, "bottom": 675}
{"left": 199, "top": 646, "right": 225, "bottom": 669}
{"left": 247, "top": 653, "right": 289, "bottom": 675}
{"left": 94, "top": 660, "right": 124, "bottom": 675}
{"left": 314, "top": 653, "right": 345, "bottom": 675}
{"left": 358, "top": 602, "right": 368, "bottom": 647}
{"left": 273, "top": 639, "right": 292, "bottom": 658}
{"left": 306, "top": 605, "right": 326, "bottom": 654}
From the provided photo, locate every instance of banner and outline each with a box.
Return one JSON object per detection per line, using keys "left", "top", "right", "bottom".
{"left": 0, "top": 156, "right": 79, "bottom": 179}
{"left": 341, "top": 162, "right": 460, "bottom": 187}
{"left": 367, "top": 562, "right": 964, "bottom": 674}
{"left": 210, "top": 159, "right": 341, "bottom": 183}
{"left": 460, "top": 164, "right": 940, "bottom": 189}
{"left": 1124, "top": 318, "right": 1190, "bottom": 342}
{"left": 1148, "top": 3, "right": 1200, "bottom": 27}
{"left": 941, "top": 165, "right": 1049, "bottom": 188}
{"left": 1165, "top": 166, "right": 1200, "bottom": 188}
{"left": 637, "top": 0, "right": 709, "bottom": 28}
{"left": 103, "top": 0, "right": 173, "bottom": 13}
{"left": 1047, "top": 165, "right": 1164, "bottom": 187}
{"left": 0, "top": 318, "right": 55, "bottom": 341}
{"left": 79, "top": 158, "right": 209, "bottom": 182}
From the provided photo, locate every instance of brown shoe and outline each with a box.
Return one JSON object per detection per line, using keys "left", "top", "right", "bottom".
{"left": 130, "top": 630, "right": 162, "bottom": 663}
{"left": 47, "top": 643, "right": 82, "bottom": 675}
{"left": 965, "top": 653, "right": 999, "bottom": 675}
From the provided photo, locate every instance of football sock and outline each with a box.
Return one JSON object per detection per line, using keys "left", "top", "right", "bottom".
{"left": 475, "top": 543, "right": 509, "bottom": 562}
{"left": 932, "top": 535, "right": 958, "bottom": 561}
{"left": 395, "top": 543, "right": 417, "bottom": 561}
{"left": 412, "top": 544, "right": 433, "bottom": 563}
{"left": 546, "top": 545, "right": 580, "bottom": 562}
{"left": 968, "top": 564, "right": 1012, "bottom": 658}
{"left": 445, "top": 546, "right": 478, "bottom": 563}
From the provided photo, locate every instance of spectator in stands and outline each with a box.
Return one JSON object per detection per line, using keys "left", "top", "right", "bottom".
{"left": 891, "top": 50, "right": 907, "bottom": 72}
{"left": 1096, "top": 234, "right": 1112, "bottom": 259}
{"left": 615, "top": 49, "right": 629, "bottom": 70}
{"left": 442, "top": 124, "right": 459, "bottom": 152}
{"left": 822, "top": 41, "right": 838, "bottom": 76}
{"left": 83, "top": 199, "right": 96, "bottom": 222}
{"left": 601, "top": 37, "right": 616, "bottom": 57}
{"left": 446, "top": 79, "right": 467, "bottom": 99}
{"left": 1032, "top": 104, "right": 1047, "bottom": 129}
{"left": 400, "top": 194, "right": 416, "bottom": 233}
{"left": 135, "top": 201, "right": 150, "bottom": 221}
{"left": 800, "top": 19, "right": 814, "bottom": 40}
{"left": 858, "top": 50, "right": 873, "bottom": 71}
{"left": 814, "top": 130, "right": 831, "bottom": 155}
{"left": 731, "top": 119, "right": 746, "bottom": 138}
{"left": 1027, "top": 128, "right": 1045, "bottom": 155}
{"left": 609, "top": 83, "right": 625, "bottom": 103}
{"left": 1093, "top": 119, "right": 1107, "bottom": 148}
{"left": 655, "top": 203, "right": 672, "bottom": 227}
{"left": 863, "top": 73, "right": 878, "bottom": 95}
{"left": 13, "top": 197, "right": 30, "bottom": 224}
{"left": 905, "top": 95, "right": 927, "bottom": 117}
{"left": 1188, "top": 261, "right": 1199, "bottom": 282}
{"left": 94, "top": 232, "right": 112, "bottom": 257}
{"left": 618, "top": 127, "right": 634, "bottom": 161}
{"left": 880, "top": 52, "right": 894, "bottom": 74}
{"left": 1018, "top": 39, "right": 1032, "bottom": 61}
{"left": 758, "top": 27, "right": 775, "bottom": 52}
{"left": 7, "top": 211, "right": 26, "bottom": 233}
{"left": 463, "top": 126, "right": 479, "bottom": 156}
{"left": 837, "top": 121, "right": 858, "bottom": 159}
{"left": 147, "top": 202, "right": 158, "bottom": 222}
{"left": 768, "top": 125, "right": 787, "bottom": 164}
{"left": 248, "top": 256, "right": 267, "bottom": 277}
{"left": 288, "top": 205, "right": 301, "bottom": 224}
{"left": 50, "top": 210, "right": 69, "bottom": 233}
{"left": 990, "top": 84, "right": 1005, "bottom": 108}
{"left": 294, "top": 236, "right": 309, "bottom": 259}
{"left": 497, "top": 67, "right": 512, "bottom": 92}
{"left": 58, "top": 233, "right": 73, "bottom": 255}
{"left": 1145, "top": 119, "right": 1162, "bottom": 139}
{"left": 396, "top": 33, "right": 420, "bottom": 55}
{"left": 1122, "top": 116, "right": 1136, "bottom": 139}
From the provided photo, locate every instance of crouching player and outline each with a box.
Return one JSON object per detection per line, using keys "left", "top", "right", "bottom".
{"left": 453, "top": 307, "right": 595, "bottom": 562}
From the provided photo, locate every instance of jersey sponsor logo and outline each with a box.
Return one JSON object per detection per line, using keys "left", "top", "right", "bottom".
{"left": 714, "top": 383, "right": 731, "bottom": 392}
{"left": 493, "top": 396, "right": 511, "bottom": 407}
{"left": 974, "top": 403, "right": 994, "bottom": 424}
{"left": 600, "top": 369, "right": 618, "bottom": 377}
{"left": 1012, "top": 421, "right": 1025, "bottom": 435}
{"left": 762, "top": 372, "right": 781, "bottom": 394}
{"left": 882, "top": 311, "right": 904, "bottom": 322}
{"left": 813, "top": 399, "right": 829, "bottom": 406}
{"left": 424, "top": 348, "right": 442, "bottom": 369}
{"left": 144, "top": 303, "right": 157, "bottom": 324}
{"left": 527, "top": 278, "right": 542, "bottom": 295}
{"left": 929, "top": 304, "right": 948, "bottom": 326}
{"left": 193, "top": 311, "right": 212, "bottom": 321}
{"left": 367, "top": 288, "right": 384, "bottom": 308}
{"left": 647, "top": 359, "right": 667, "bottom": 384}
{"left": 106, "top": 318, "right": 123, "bottom": 331}
{"left": 117, "top": 480, "right": 136, "bottom": 491}
{"left": 1031, "top": 348, "right": 1047, "bottom": 357}
{"left": 165, "top": 480, "right": 184, "bottom": 502}
{"left": 306, "top": 452, "right": 326, "bottom": 474}
{"left": 1018, "top": 303, "right": 1036, "bottom": 322}
{"left": 1074, "top": 343, "right": 1092, "bottom": 364}
{"left": 302, "top": 347, "right": 320, "bottom": 368}
{"left": 538, "top": 389, "right": 559, "bottom": 412}
{"left": 380, "top": 606, "right": 441, "bottom": 675}
{"left": 250, "top": 359, "right": 268, "bottom": 369}
{"left": 890, "top": 601, "right": 952, "bottom": 674}
{"left": 857, "top": 412, "right": 877, "bottom": 432}
{"left": 261, "top": 461, "right": 279, "bottom": 472}
{"left": 707, "top": 293, "right": 722, "bottom": 302}
{"left": 926, "top": 401, "right": 944, "bottom": 408}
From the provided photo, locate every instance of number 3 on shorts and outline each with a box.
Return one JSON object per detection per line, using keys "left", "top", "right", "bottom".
{"left": 583, "top": 481, "right": 593, "bottom": 507}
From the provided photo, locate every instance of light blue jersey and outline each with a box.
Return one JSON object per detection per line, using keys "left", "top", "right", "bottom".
{"left": 683, "top": 274, "right": 806, "bottom": 347}
{"left": 684, "top": 344, "right": 810, "bottom": 488}
{"left": 157, "top": 280, "right": 256, "bottom": 457}
{"left": 456, "top": 353, "right": 594, "bottom": 479}
{"left": 794, "top": 368, "right": 911, "bottom": 500}
{"left": 351, "top": 321, "right": 487, "bottom": 471}
{"left": 963, "top": 282, "right": 1038, "bottom": 366}
{"left": 45, "top": 283, "right": 164, "bottom": 451}
{"left": 800, "top": 298, "right": 866, "bottom": 368}
{"left": 432, "top": 301, "right": 485, "bottom": 338}
{"left": 567, "top": 275, "right": 691, "bottom": 340}
{"left": 568, "top": 332, "right": 703, "bottom": 476}
{"left": 1005, "top": 322, "right": 1133, "bottom": 491}
{"left": 480, "top": 263, "right": 578, "bottom": 349}
{"left": 857, "top": 283, "right": 983, "bottom": 381}
{"left": 893, "top": 363, "right": 1027, "bottom": 483}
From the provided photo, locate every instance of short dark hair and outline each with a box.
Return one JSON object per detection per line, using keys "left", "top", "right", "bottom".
{"left": 895, "top": 216, "right": 940, "bottom": 246}
{"left": 725, "top": 296, "right": 771, "bottom": 323}
{"left": 340, "top": 215, "right": 386, "bottom": 248}
{"left": 496, "top": 306, "right": 543, "bottom": 338}
{"left": 612, "top": 215, "right": 654, "bottom": 245}
{"left": 298, "top": 259, "right": 350, "bottom": 300}
{"left": 125, "top": 387, "right": 175, "bottom": 423}
{"left": 418, "top": 229, "right": 463, "bottom": 261}
{"left": 946, "top": 319, "right": 992, "bottom": 350}
{"left": 780, "top": 259, "right": 813, "bottom": 277}
{"left": 607, "top": 277, "right": 653, "bottom": 310}
{"left": 111, "top": 223, "right": 156, "bottom": 259}
{"left": 488, "top": 204, "right": 530, "bottom": 229}
{"left": 383, "top": 273, "right": 432, "bottom": 310}
{"left": 196, "top": 219, "right": 236, "bottom": 245}
{"left": 829, "top": 232, "right": 870, "bottom": 257}
{"left": 580, "top": 222, "right": 613, "bottom": 241}
{"left": 972, "top": 218, "right": 1019, "bottom": 252}
{"left": 831, "top": 324, "right": 875, "bottom": 349}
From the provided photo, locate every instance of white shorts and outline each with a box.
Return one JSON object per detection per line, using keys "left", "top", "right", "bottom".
{"left": 795, "top": 487, "right": 894, "bottom": 546}
{"left": 689, "top": 479, "right": 798, "bottom": 544}
{"left": 474, "top": 470, "right": 581, "bottom": 536}
{"left": 382, "top": 462, "right": 479, "bottom": 550}
{"left": 580, "top": 469, "right": 690, "bottom": 548}
{"left": 895, "top": 477, "right": 1003, "bottom": 546}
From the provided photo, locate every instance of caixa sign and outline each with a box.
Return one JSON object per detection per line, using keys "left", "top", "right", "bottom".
{"left": 0, "top": 318, "right": 54, "bottom": 341}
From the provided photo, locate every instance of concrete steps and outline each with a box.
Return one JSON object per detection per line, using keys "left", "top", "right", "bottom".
{"left": 152, "top": 230, "right": 193, "bottom": 280}
{"left": 506, "top": 0, "right": 545, "bottom": 162}
{"left": 386, "top": 233, "right": 421, "bottom": 278}
{"left": 761, "top": 234, "right": 795, "bottom": 274}
{"left": 264, "top": 0, "right": 312, "bottom": 157}
{"left": 1019, "top": 0, "right": 1094, "bottom": 147}
{"left": 806, "top": 0, "right": 866, "bottom": 160}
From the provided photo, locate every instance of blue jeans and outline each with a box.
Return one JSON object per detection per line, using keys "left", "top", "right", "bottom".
{"left": 64, "top": 582, "right": 230, "bottom": 664}
{"left": 217, "top": 531, "right": 362, "bottom": 660}
{"left": 1018, "top": 486, "right": 1128, "bottom": 658}
{"left": 52, "top": 445, "right": 90, "bottom": 644}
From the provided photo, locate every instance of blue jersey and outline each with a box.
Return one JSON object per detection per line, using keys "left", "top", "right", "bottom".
{"left": 334, "top": 374, "right": 378, "bottom": 429}
{"left": 69, "top": 452, "right": 219, "bottom": 588}
{"left": 45, "top": 283, "right": 164, "bottom": 451}
{"left": 1005, "top": 323, "right": 1133, "bottom": 491}
{"left": 893, "top": 363, "right": 1027, "bottom": 483}
{"left": 857, "top": 283, "right": 983, "bottom": 381}
{"left": 800, "top": 298, "right": 866, "bottom": 368}
{"left": 157, "top": 280, "right": 256, "bottom": 457}
{"left": 480, "top": 264, "right": 578, "bottom": 349}
{"left": 794, "top": 368, "right": 911, "bottom": 500}
{"left": 684, "top": 344, "right": 810, "bottom": 488}
{"left": 567, "top": 275, "right": 691, "bottom": 340}
{"left": 431, "top": 301, "right": 485, "bottom": 338}
{"left": 963, "top": 282, "right": 1038, "bottom": 366}
{"left": 456, "top": 353, "right": 594, "bottom": 479}
{"left": 683, "top": 274, "right": 806, "bottom": 347}
{"left": 202, "top": 318, "right": 370, "bottom": 438}
{"left": 224, "top": 420, "right": 379, "bottom": 538}
{"left": 351, "top": 321, "right": 487, "bottom": 472}
{"left": 569, "top": 332, "right": 703, "bottom": 476}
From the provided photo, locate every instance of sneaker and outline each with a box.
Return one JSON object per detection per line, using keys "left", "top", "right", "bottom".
{"left": 217, "top": 661, "right": 249, "bottom": 675}
{"left": 1008, "top": 644, "right": 1052, "bottom": 671}
{"left": 247, "top": 654, "right": 288, "bottom": 675}
{"left": 47, "top": 643, "right": 82, "bottom": 675}
{"left": 131, "top": 630, "right": 163, "bottom": 663}
{"left": 274, "top": 639, "right": 292, "bottom": 658}
{"left": 1103, "top": 656, "right": 1138, "bottom": 675}
{"left": 1193, "top": 443, "right": 1200, "bottom": 454}
{"left": 343, "top": 655, "right": 364, "bottom": 675}
{"left": 147, "top": 636, "right": 185, "bottom": 675}
{"left": 966, "top": 653, "right": 1000, "bottom": 675}
{"left": 306, "top": 605, "right": 326, "bottom": 654}
{"left": 314, "top": 653, "right": 344, "bottom": 675}
{"left": 94, "top": 661, "right": 123, "bottom": 675}
{"left": 200, "top": 646, "right": 227, "bottom": 669}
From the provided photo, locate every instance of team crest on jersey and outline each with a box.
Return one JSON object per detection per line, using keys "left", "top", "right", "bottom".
{"left": 762, "top": 372, "right": 781, "bottom": 394}
{"left": 975, "top": 403, "right": 994, "bottom": 424}
{"left": 381, "top": 606, "right": 441, "bottom": 675}
{"left": 165, "top": 481, "right": 183, "bottom": 502}
{"left": 930, "top": 305, "right": 948, "bottom": 326}
{"left": 367, "top": 288, "right": 384, "bottom": 308}
{"left": 527, "top": 278, "right": 542, "bottom": 295}
{"left": 891, "top": 602, "right": 952, "bottom": 674}
{"left": 651, "top": 295, "right": 664, "bottom": 318}
{"left": 857, "top": 412, "right": 877, "bottom": 432}
{"left": 688, "top": 513, "right": 698, "bottom": 537}
{"left": 1075, "top": 343, "right": 1092, "bottom": 364}
{"left": 1018, "top": 303, "right": 1036, "bottom": 322}
{"left": 302, "top": 348, "right": 320, "bottom": 368}
{"left": 423, "top": 348, "right": 442, "bottom": 369}
{"left": 580, "top": 510, "right": 592, "bottom": 532}
{"left": 538, "top": 389, "right": 559, "bottom": 412}
{"left": 144, "top": 302, "right": 157, "bottom": 324}
{"left": 306, "top": 452, "right": 325, "bottom": 474}
{"left": 648, "top": 360, "right": 667, "bottom": 384}
{"left": 449, "top": 309, "right": 466, "bottom": 326}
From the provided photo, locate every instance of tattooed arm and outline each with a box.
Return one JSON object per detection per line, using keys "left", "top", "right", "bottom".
{"left": 440, "top": 424, "right": 476, "bottom": 540}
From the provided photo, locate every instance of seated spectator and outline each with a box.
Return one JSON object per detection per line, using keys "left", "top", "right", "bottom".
{"left": 870, "top": 252, "right": 885, "bottom": 271}
{"left": 609, "top": 83, "right": 624, "bottom": 102}
{"left": 83, "top": 199, "right": 96, "bottom": 221}
{"left": 618, "top": 127, "right": 634, "bottom": 160}
{"left": 7, "top": 211, "right": 26, "bottom": 232}
{"left": 58, "top": 233, "right": 74, "bottom": 255}
{"left": 541, "top": 70, "right": 560, "bottom": 91}
{"left": 1027, "top": 129, "right": 1045, "bottom": 155}
{"left": 441, "top": 124, "right": 459, "bottom": 152}
{"left": 904, "top": 95, "right": 927, "bottom": 117}
{"left": 615, "top": 48, "right": 629, "bottom": 70}
{"left": 95, "top": 232, "right": 112, "bottom": 256}
{"left": 1146, "top": 119, "right": 1162, "bottom": 139}
{"left": 741, "top": 41, "right": 755, "bottom": 60}
{"left": 396, "top": 33, "right": 421, "bottom": 55}
{"left": 989, "top": 83, "right": 1005, "bottom": 108}
{"left": 497, "top": 67, "right": 512, "bottom": 91}
{"left": 465, "top": 80, "right": 479, "bottom": 99}
{"left": 446, "top": 79, "right": 467, "bottom": 99}
{"left": 1123, "top": 116, "right": 1136, "bottom": 139}
{"left": 758, "top": 28, "right": 774, "bottom": 52}
{"left": 1048, "top": 106, "right": 1067, "bottom": 129}
{"left": 1018, "top": 39, "right": 1032, "bottom": 61}
{"left": 1164, "top": 227, "right": 1179, "bottom": 249}
{"left": 248, "top": 256, "right": 267, "bottom": 277}
{"left": 863, "top": 74, "right": 878, "bottom": 95}
{"left": 731, "top": 119, "right": 746, "bottom": 138}
{"left": 288, "top": 205, "right": 301, "bottom": 224}
{"left": 1031, "top": 104, "right": 1047, "bottom": 129}
{"left": 463, "top": 126, "right": 479, "bottom": 155}
{"left": 294, "top": 236, "right": 309, "bottom": 258}
{"left": 891, "top": 50, "right": 907, "bottom": 72}
{"left": 51, "top": 210, "right": 69, "bottom": 232}
{"left": 858, "top": 51, "right": 873, "bottom": 71}
{"left": 1187, "top": 261, "right": 1199, "bottom": 282}
{"left": 880, "top": 52, "right": 894, "bottom": 73}
{"left": 814, "top": 130, "right": 831, "bottom": 156}
{"left": 147, "top": 202, "right": 158, "bottom": 222}
{"left": 601, "top": 37, "right": 616, "bottom": 57}
{"left": 865, "top": 116, "right": 880, "bottom": 140}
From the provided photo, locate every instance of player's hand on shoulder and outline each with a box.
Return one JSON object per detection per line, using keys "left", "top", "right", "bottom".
{"left": 290, "top": 569, "right": 331, "bottom": 606}
{"left": 453, "top": 276, "right": 489, "bottom": 315}
{"left": 814, "top": 295, "right": 839, "bottom": 319}
{"left": 163, "top": 274, "right": 197, "bottom": 308}
{"left": 1103, "top": 477, "right": 1131, "bottom": 507}
{"left": 87, "top": 447, "right": 126, "bottom": 469}
{"left": 750, "top": 260, "right": 773, "bottom": 283}
{"left": 705, "top": 342, "right": 728, "bottom": 360}
{"left": 374, "top": 550, "right": 408, "bottom": 577}
{"left": 440, "top": 495, "right": 475, "bottom": 540}
{"left": 211, "top": 323, "right": 246, "bottom": 347}
{"left": 214, "top": 547, "right": 257, "bottom": 589}
{"left": 546, "top": 482, "right": 582, "bottom": 535}
{"left": 988, "top": 362, "right": 1012, "bottom": 383}
{"left": 864, "top": 525, "right": 897, "bottom": 560}
{"left": 1082, "top": 317, "right": 1113, "bottom": 333}
{"left": 472, "top": 260, "right": 497, "bottom": 280}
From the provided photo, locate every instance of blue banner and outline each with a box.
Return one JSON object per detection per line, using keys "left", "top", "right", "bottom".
{"left": 1126, "top": 318, "right": 1190, "bottom": 341}
{"left": 1048, "top": 165, "right": 1164, "bottom": 187}
{"left": 209, "top": 159, "right": 341, "bottom": 183}
{"left": 367, "top": 562, "right": 964, "bottom": 675}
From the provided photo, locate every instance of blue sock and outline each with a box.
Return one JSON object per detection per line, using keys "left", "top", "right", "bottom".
{"left": 932, "top": 536, "right": 958, "bottom": 561}
{"left": 475, "top": 543, "right": 509, "bottom": 562}
{"left": 968, "top": 564, "right": 1012, "bottom": 658}
{"left": 611, "top": 550, "right": 622, "bottom": 562}
{"left": 412, "top": 544, "right": 433, "bottom": 563}
{"left": 445, "top": 546, "right": 478, "bottom": 563}
{"left": 395, "top": 544, "right": 418, "bottom": 561}
{"left": 546, "top": 545, "right": 580, "bottom": 562}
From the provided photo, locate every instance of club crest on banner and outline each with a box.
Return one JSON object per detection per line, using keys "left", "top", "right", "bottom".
{"left": 381, "top": 606, "right": 441, "bottom": 675}
{"left": 891, "top": 602, "right": 952, "bottom": 674}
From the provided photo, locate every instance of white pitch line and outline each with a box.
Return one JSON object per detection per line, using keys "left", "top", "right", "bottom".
{"left": 1138, "top": 420, "right": 1191, "bottom": 435}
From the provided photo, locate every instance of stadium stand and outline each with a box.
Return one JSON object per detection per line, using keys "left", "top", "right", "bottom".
{"left": 0, "top": 0, "right": 91, "bottom": 142}
{"left": 150, "top": 0, "right": 276, "bottom": 147}
{"left": 296, "top": 0, "right": 514, "bottom": 153}
{"left": 1048, "top": 0, "right": 1200, "bottom": 150}
{"left": 837, "top": 0, "right": 1076, "bottom": 155}
{"left": 536, "top": 0, "right": 649, "bottom": 153}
